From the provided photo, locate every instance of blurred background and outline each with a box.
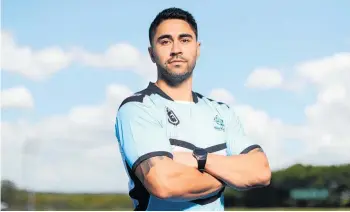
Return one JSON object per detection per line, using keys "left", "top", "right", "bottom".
{"left": 1, "top": 0, "right": 350, "bottom": 210}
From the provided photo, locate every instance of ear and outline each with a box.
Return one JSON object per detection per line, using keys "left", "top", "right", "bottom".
{"left": 148, "top": 46, "right": 156, "bottom": 63}
{"left": 196, "top": 41, "right": 201, "bottom": 59}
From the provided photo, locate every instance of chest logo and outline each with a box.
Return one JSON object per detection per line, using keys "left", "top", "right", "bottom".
{"left": 214, "top": 115, "right": 225, "bottom": 131}
{"left": 166, "top": 107, "right": 180, "bottom": 126}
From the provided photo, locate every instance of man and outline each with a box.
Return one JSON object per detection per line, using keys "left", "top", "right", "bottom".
{"left": 115, "top": 7, "right": 271, "bottom": 211}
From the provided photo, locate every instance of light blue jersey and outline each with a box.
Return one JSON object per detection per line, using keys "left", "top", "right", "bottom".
{"left": 115, "top": 82, "right": 261, "bottom": 211}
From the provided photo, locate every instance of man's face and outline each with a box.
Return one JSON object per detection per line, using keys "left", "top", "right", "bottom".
{"left": 149, "top": 19, "right": 200, "bottom": 86}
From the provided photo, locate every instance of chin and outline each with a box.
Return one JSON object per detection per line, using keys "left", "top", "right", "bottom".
{"left": 161, "top": 69, "right": 193, "bottom": 87}
{"left": 170, "top": 69, "right": 188, "bottom": 75}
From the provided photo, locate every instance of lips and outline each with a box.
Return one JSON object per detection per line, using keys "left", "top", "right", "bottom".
{"left": 169, "top": 60, "right": 186, "bottom": 63}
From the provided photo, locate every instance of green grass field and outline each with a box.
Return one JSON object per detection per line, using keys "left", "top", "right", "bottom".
{"left": 114, "top": 207, "right": 349, "bottom": 211}
{"left": 225, "top": 208, "right": 350, "bottom": 211}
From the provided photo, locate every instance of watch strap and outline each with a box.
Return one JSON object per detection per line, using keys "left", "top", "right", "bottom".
{"left": 197, "top": 157, "right": 206, "bottom": 172}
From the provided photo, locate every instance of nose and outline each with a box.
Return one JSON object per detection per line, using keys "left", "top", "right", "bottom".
{"left": 170, "top": 41, "right": 182, "bottom": 57}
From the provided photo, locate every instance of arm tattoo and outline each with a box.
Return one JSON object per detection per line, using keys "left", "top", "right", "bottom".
{"left": 138, "top": 156, "right": 165, "bottom": 183}
{"left": 247, "top": 147, "right": 264, "bottom": 155}
{"left": 256, "top": 148, "right": 264, "bottom": 153}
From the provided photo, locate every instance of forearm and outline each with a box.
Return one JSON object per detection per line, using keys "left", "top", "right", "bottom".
{"left": 137, "top": 156, "right": 223, "bottom": 202}
{"left": 156, "top": 161, "right": 224, "bottom": 201}
{"left": 205, "top": 151, "right": 271, "bottom": 189}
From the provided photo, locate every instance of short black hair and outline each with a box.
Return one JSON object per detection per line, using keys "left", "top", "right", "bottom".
{"left": 149, "top": 7, "right": 198, "bottom": 45}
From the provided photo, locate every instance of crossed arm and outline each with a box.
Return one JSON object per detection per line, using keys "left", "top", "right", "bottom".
{"left": 134, "top": 154, "right": 224, "bottom": 201}
{"left": 134, "top": 146, "right": 271, "bottom": 201}
{"left": 173, "top": 147, "right": 271, "bottom": 190}
{"left": 117, "top": 102, "right": 271, "bottom": 202}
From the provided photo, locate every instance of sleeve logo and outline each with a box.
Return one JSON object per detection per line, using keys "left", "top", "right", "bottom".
{"left": 214, "top": 115, "right": 225, "bottom": 131}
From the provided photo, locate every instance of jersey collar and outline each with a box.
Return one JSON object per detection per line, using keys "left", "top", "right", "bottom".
{"left": 147, "top": 82, "right": 199, "bottom": 104}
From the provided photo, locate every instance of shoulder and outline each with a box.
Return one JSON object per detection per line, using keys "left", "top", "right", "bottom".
{"left": 195, "top": 92, "right": 231, "bottom": 110}
{"left": 195, "top": 92, "right": 236, "bottom": 121}
{"left": 119, "top": 88, "right": 152, "bottom": 109}
{"left": 117, "top": 88, "right": 159, "bottom": 121}
{"left": 118, "top": 85, "right": 160, "bottom": 113}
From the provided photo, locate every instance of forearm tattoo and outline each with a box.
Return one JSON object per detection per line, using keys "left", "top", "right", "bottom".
{"left": 138, "top": 156, "right": 165, "bottom": 183}
{"left": 256, "top": 148, "right": 264, "bottom": 153}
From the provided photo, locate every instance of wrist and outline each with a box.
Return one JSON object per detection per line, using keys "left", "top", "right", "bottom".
{"left": 192, "top": 148, "right": 208, "bottom": 172}
{"left": 172, "top": 152, "right": 198, "bottom": 168}
{"left": 204, "top": 153, "right": 219, "bottom": 173}
{"left": 205, "top": 154, "right": 227, "bottom": 186}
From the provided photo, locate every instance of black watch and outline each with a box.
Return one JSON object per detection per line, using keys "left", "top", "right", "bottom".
{"left": 192, "top": 148, "right": 208, "bottom": 172}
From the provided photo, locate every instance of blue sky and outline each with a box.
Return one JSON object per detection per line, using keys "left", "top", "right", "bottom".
{"left": 2, "top": 0, "right": 350, "bottom": 192}
{"left": 3, "top": 0, "right": 349, "bottom": 123}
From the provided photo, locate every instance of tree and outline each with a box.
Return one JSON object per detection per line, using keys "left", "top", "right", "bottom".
{"left": 1, "top": 180, "right": 18, "bottom": 206}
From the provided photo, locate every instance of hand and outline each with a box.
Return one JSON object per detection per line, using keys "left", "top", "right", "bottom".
{"left": 173, "top": 151, "right": 197, "bottom": 168}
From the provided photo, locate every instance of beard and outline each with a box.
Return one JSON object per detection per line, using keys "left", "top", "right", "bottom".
{"left": 157, "top": 60, "right": 196, "bottom": 87}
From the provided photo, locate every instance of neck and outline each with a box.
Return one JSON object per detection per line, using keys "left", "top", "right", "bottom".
{"left": 155, "top": 77, "right": 194, "bottom": 102}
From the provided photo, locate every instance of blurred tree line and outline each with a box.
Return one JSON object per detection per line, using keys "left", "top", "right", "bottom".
{"left": 2, "top": 163, "right": 350, "bottom": 210}
{"left": 224, "top": 163, "right": 350, "bottom": 208}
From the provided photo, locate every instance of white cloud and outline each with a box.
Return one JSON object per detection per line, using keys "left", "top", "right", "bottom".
{"left": 1, "top": 31, "right": 73, "bottom": 80}
{"left": 72, "top": 44, "right": 142, "bottom": 69}
{"left": 296, "top": 52, "right": 350, "bottom": 85}
{"left": 1, "top": 84, "right": 133, "bottom": 193}
{"left": 71, "top": 44, "right": 156, "bottom": 81}
{"left": 1, "top": 86, "right": 34, "bottom": 109}
{"left": 297, "top": 53, "right": 350, "bottom": 166}
{"left": 26, "top": 145, "right": 129, "bottom": 192}
{"left": 245, "top": 68, "right": 283, "bottom": 89}
{"left": 208, "top": 88, "right": 235, "bottom": 105}
{"left": 232, "top": 105, "right": 292, "bottom": 169}
{"left": 1, "top": 30, "right": 156, "bottom": 81}
{"left": 240, "top": 52, "right": 350, "bottom": 168}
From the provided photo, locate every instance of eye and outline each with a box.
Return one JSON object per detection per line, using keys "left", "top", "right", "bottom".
{"left": 181, "top": 38, "right": 191, "bottom": 43}
{"left": 160, "top": 39, "right": 171, "bottom": 45}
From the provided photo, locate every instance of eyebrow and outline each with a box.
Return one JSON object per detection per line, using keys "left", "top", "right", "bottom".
{"left": 157, "top": 34, "right": 173, "bottom": 42}
{"left": 179, "top": 33, "right": 193, "bottom": 39}
{"left": 157, "top": 33, "right": 194, "bottom": 42}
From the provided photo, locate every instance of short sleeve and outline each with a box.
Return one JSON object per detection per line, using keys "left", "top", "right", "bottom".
{"left": 225, "top": 108, "right": 261, "bottom": 156}
{"left": 115, "top": 102, "right": 173, "bottom": 172}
